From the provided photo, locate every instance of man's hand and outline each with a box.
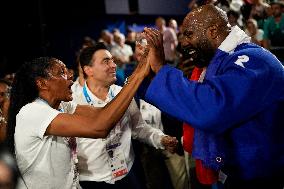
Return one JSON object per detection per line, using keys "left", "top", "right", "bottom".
{"left": 161, "top": 136, "right": 178, "bottom": 153}
{"left": 143, "top": 28, "right": 165, "bottom": 74}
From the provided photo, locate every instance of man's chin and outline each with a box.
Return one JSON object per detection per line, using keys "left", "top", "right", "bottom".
{"left": 191, "top": 57, "right": 209, "bottom": 68}
{"left": 111, "top": 78, "right": 117, "bottom": 85}
{"left": 193, "top": 61, "right": 208, "bottom": 68}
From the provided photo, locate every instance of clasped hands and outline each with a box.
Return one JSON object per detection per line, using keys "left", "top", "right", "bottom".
{"left": 133, "top": 28, "right": 166, "bottom": 79}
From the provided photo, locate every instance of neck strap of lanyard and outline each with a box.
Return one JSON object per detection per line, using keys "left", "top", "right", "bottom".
{"left": 83, "top": 83, "right": 114, "bottom": 105}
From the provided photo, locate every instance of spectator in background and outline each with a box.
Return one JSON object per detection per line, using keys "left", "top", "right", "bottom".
{"left": 155, "top": 17, "right": 178, "bottom": 65}
{"left": 249, "top": 0, "right": 270, "bottom": 29}
{"left": 72, "top": 36, "right": 96, "bottom": 97}
{"left": 125, "top": 29, "right": 137, "bottom": 53}
{"left": 263, "top": 0, "right": 284, "bottom": 47}
{"left": 4, "top": 74, "right": 15, "bottom": 86}
{"left": 216, "top": 0, "right": 230, "bottom": 12}
{"left": 263, "top": 0, "right": 284, "bottom": 61}
{"left": 111, "top": 33, "right": 133, "bottom": 64}
{"left": 245, "top": 18, "right": 264, "bottom": 45}
{"left": 111, "top": 33, "right": 133, "bottom": 86}
{"left": 112, "top": 28, "right": 121, "bottom": 36}
{"left": 81, "top": 36, "right": 96, "bottom": 49}
{"left": 188, "top": 0, "right": 199, "bottom": 10}
{"left": 0, "top": 79, "right": 10, "bottom": 142}
{"left": 168, "top": 19, "right": 179, "bottom": 34}
{"left": 99, "top": 30, "right": 115, "bottom": 51}
{"left": 227, "top": 10, "right": 242, "bottom": 28}
{"left": 0, "top": 144, "right": 19, "bottom": 189}
{"left": 68, "top": 68, "right": 75, "bottom": 81}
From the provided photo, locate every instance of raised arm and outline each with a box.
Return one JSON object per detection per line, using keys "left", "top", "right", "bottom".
{"left": 46, "top": 56, "right": 151, "bottom": 138}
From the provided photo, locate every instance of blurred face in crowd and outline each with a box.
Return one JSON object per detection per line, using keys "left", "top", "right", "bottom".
{"left": 0, "top": 83, "right": 9, "bottom": 107}
{"left": 102, "top": 31, "right": 113, "bottom": 44}
{"left": 84, "top": 50, "right": 117, "bottom": 86}
{"left": 113, "top": 33, "right": 125, "bottom": 45}
{"left": 4, "top": 74, "right": 14, "bottom": 85}
{"left": 38, "top": 59, "right": 73, "bottom": 102}
{"left": 127, "top": 31, "right": 136, "bottom": 42}
{"left": 169, "top": 19, "right": 178, "bottom": 31}
{"left": 68, "top": 68, "right": 75, "bottom": 81}
{"left": 271, "top": 4, "right": 282, "bottom": 17}
{"left": 155, "top": 17, "right": 166, "bottom": 30}
{"left": 0, "top": 161, "right": 13, "bottom": 189}
{"left": 228, "top": 14, "right": 238, "bottom": 26}
{"left": 247, "top": 20, "right": 257, "bottom": 35}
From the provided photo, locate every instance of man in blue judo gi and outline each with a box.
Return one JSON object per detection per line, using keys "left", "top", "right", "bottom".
{"left": 142, "top": 4, "right": 284, "bottom": 189}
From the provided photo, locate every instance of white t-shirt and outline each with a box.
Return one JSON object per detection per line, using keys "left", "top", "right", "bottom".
{"left": 15, "top": 99, "right": 78, "bottom": 189}
{"left": 72, "top": 84, "right": 165, "bottom": 184}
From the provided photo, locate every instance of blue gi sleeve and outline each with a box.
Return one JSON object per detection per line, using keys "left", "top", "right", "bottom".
{"left": 145, "top": 56, "right": 284, "bottom": 134}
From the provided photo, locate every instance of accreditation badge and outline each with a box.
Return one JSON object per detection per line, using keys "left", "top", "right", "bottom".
{"left": 107, "top": 148, "right": 128, "bottom": 181}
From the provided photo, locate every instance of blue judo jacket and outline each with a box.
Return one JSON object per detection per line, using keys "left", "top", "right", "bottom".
{"left": 145, "top": 43, "right": 284, "bottom": 180}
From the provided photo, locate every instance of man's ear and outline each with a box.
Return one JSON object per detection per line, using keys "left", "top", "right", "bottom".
{"left": 36, "top": 78, "right": 49, "bottom": 90}
{"left": 83, "top": 66, "right": 92, "bottom": 77}
{"left": 207, "top": 25, "right": 218, "bottom": 39}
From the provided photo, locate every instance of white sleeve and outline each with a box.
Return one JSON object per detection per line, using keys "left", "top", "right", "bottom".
{"left": 129, "top": 99, "right": 166, "bottom": 149}
{"left": 17, "top": 103, "right": 60, "bottom": 139}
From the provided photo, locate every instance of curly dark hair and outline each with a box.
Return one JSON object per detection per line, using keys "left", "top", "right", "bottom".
{"left": 5, "top": 57, "right": 56, "bottom": 153}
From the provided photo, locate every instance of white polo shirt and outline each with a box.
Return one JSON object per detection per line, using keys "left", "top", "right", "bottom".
{"left": 72, "top": 84, "right": 165, "bottom": 184}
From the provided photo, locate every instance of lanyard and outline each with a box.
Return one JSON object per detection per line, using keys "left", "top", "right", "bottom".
{"left": 83, "top": 84, "right": 115, "bottom": 105}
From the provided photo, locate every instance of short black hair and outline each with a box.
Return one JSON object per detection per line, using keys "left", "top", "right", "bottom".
{"left": 227, "top": 10, "right": 240, "bottom": 19}
{"left": 79, "top": 42, "right": 108, "bottom": 78}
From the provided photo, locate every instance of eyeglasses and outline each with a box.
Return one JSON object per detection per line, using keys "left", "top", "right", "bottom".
{"left": 47, "top": 69, "right": 69, "bottom": 80}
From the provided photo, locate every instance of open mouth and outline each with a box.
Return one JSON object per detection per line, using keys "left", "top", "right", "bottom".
{"left": 188, "top": 49, "right": 196, "bottom": 55}
{"left": 181, "top": 46, "right": 198, "bottom": 60}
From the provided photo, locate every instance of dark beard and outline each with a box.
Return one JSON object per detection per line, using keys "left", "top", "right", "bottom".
{"left": 180, "top": 45, "right": 214, "bottom": 68}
